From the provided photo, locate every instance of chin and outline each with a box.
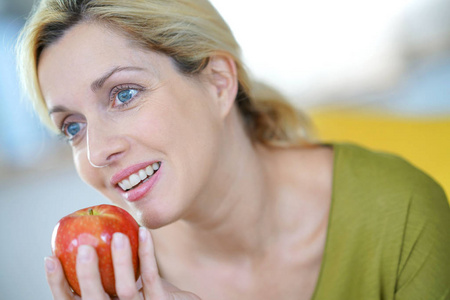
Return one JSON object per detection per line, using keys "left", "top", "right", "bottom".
{"left": 128, "top": 202, "right": 179, "bottom": 229}
{"left": 105, "top": 182, "right": 188, "bottom": 229}
{"left": 137, "top": 213, "right": 176, "bottom": 230}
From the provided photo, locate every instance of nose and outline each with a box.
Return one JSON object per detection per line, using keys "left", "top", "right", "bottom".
{"left": 86, "top": 121, "right": 128, "bottom": 168}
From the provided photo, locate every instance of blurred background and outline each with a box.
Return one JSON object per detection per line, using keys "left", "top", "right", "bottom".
{"left": 1, "top": 0, "right": 449, "bottom": 298}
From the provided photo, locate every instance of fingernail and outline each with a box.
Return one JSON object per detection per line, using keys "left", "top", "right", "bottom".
{"left": 44, "top": 257, "right": 56, "bottom": 273}
{"left": 78, "top": 245, "right": 92, "bottom": 263}
{"left": 139, "top": 227, "right": 147, "bottom": 242}
{"left": 113, "top": 232, "right": 125, "bottom": 249}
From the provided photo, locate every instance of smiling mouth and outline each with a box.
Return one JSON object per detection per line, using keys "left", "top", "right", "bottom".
{"left": 117, "top": 162, "right": 161, "bottom": 191}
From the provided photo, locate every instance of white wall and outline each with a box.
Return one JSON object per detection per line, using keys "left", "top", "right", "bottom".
{"left": 209, "top": 0, "right": 450, "bottom": 108}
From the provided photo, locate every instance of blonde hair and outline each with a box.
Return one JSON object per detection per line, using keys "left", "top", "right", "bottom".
{"left": 17, "top": 0, "right": 313, "bottom": 147}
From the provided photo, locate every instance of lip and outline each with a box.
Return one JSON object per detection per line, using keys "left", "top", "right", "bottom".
{"left": 110, "top": 161, "right": 160, "bottom": 186}
{"left": 119, "top": 169, "right": 161, "bottom": 202}
{"left": 111, "top": 161, "right": 162, "bottom": 203}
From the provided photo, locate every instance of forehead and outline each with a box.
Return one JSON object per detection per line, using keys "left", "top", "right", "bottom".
{"left": 37, "top": 22, "right": 162, "bottom": 100}
{"left": 39, "top": 21, "right": 131, "bottom": 73}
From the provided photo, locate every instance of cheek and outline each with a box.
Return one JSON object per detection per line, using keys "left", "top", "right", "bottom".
{"left": 73, "top": 149, "right": 123, "bottom": 205}
{"left": 152, "top": 89, "right": 222, "bottom": 177}
{"left": 73, "top": 149, "right": 103, "bottom": 189}
{"left": 127, "top": 94, "right": 196, "bottom": 151}
{"left": 150, "top": 97, "right": 219, "bottom": 156}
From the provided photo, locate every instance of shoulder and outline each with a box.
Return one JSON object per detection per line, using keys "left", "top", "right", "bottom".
{"left": 335, "top": 143, "right": 450, "bottom": 283}
{"left": 315, "top": 143, "right": 450, "bottom": 299}
{"left": 332, "top": 142, "right": 449, "bottom": 235}
{"left": 332, "top": 142, "right": 446, "bottom": 201}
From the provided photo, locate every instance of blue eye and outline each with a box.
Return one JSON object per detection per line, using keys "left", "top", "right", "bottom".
{"left": 117, "top": 89, "right": 138, "bottom": 103}
{"left": 60, "top": 118, "right": 86, "bottom": 143}
{"left": 66, "top": 122, "right": 81, "bottom": 136}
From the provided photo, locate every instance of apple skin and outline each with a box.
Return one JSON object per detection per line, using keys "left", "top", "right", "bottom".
{"left": 51, "top": 204, "right": 140, "bottom": 297}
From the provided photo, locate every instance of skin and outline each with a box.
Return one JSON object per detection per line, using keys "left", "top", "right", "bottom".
{"left": 39, "top": 21, "right": 334, "bottom": 300}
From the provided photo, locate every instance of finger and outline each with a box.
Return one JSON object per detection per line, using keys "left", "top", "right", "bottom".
{"left": 111, "top": 232, "right": 140, "bottom": 299}
{"left": 76, "top": 245, "right": 109, "bottom": 299}
{"left": 138, "top": 227, "right": 166, "bottom": 298}
{"left": 44, "top": 256, "right": 76, "bottom": 300}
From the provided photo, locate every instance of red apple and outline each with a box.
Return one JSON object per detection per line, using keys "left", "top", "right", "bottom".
{"left": 51, "top": 204, "right": 140, "bottom": 297}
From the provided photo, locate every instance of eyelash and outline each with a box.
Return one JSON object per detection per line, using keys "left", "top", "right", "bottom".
{"left": 59, "top": 122, "right": 85, "bottom": 144}
{"left": 110, "top": 84, "right": 143, "bottom": 108}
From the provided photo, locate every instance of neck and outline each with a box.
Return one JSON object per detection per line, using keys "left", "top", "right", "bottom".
{"left": 182, "top": 144, "right": 277, "bottom": 259}
{"left": 157, "top": 110, "right": 281, "bottom": 261}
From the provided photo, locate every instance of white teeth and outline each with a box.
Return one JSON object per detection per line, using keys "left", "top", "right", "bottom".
{"left": 145, "top": 166, "right": 154, "bottom": 176}
{"left": 120, "top": 179, "right": 132, "bottom": 190}
{"left": 118, "top": 162, "right": 160, "bottom": 191}
{"left": 118, "top": 182, "right": 126, "bottom": 190}
{"left": 129, "top": 174, "right": 140, "bottom": 187}
{"left": 138, "top": 169, "right": 147, "bottom": 180}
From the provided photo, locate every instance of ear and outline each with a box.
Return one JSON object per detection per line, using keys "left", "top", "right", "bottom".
{"left": 205, "top": 53, "right": 238, "bottom": 118}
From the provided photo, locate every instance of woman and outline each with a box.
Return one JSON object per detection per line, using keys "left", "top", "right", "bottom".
{"left": 17, "top": 0, "right": 450, "bottom": 299}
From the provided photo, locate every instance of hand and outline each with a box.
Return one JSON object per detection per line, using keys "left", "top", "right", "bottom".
{"left": 44, "top": 227, "right": 201, "bottom": 300}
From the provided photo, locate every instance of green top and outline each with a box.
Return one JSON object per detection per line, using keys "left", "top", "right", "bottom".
{"left": 312, "top": 143, "right": 450, "bottom": 300}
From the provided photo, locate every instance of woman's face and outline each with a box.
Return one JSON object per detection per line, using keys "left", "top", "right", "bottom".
{"left": 38, "top": 22, "right": 227, "bottom": 228}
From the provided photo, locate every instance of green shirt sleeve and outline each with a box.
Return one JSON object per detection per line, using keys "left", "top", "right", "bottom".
{"left": 312, "top": 143, "right": 450, "bottom": 300}
{"left": 395, "top": 172, "right": 450, "bottom": 299}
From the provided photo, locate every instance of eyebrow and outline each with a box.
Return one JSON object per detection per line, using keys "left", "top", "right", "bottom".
{"left": 48, "top": 66, "right": 147, "bottom": 115}
{"left": 90, "top": 66, "right": 146, "bottom": 92}
{"left": 48, "top": 105, "right": 69, "bottom": 116}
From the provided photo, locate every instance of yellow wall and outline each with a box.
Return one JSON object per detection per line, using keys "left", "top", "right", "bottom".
{"left": 310, "top": 109, "right": 450, "bottom": 200}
